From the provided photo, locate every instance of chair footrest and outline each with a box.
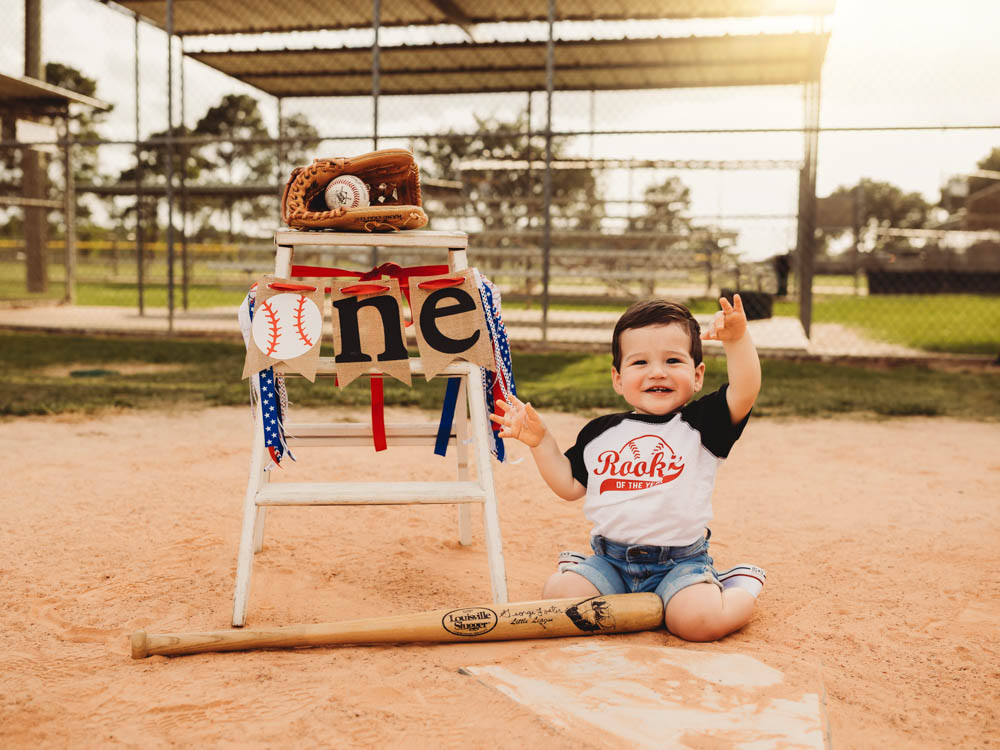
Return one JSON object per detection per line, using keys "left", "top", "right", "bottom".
{"left": 284, "top": 422, "right": 456, "bottom": 447}
{"left": 256, "top": 481, "right": 486, "bottom": 506}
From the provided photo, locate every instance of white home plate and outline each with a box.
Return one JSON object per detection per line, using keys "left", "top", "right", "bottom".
{"left": 462, "top": 641, "right": 829, "bottom": 749}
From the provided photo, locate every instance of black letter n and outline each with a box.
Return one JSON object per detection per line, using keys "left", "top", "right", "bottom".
{"left": 333, "top": 294, "right": 408, "bottom": 363}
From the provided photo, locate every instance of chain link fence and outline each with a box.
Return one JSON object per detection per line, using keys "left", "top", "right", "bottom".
{"left": 1, "top": 0, "right": 998, "bottom": 358}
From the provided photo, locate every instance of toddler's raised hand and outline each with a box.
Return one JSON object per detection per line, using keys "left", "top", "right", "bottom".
{"left": 489, "top": 395, "right": 546, "bottom": 447}
{"left": 701, "top": 294, "right": 748, "bottom": 343}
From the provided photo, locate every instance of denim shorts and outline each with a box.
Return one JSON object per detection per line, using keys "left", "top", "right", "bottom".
{"left": 570, "top": 533, "right": 721, "bottom": 607}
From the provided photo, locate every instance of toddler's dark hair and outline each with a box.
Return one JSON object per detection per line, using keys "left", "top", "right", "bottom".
{"left": 611, "top": 300, "right": 702, "bottom": 370}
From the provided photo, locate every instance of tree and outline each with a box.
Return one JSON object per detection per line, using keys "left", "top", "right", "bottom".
{"left": 275, "top": 112, "right": 321, "bottom": 174}
{"left": 624, "top": 176, "right": 731, "bottom": 294}
{"left": 112, "top": 95, "right": 323, "bottom": 241}
{"left": 969, "top": 147, "right": 1000, "bottom": 199}
{"left": 45, "top": 62, "right": 113, "bottom": 189}
{"left": 194, "top": 94, "right": 271, "bottom": 241}
{"left": 942, "top": 147, "right": 1000, "bottom": 228}
{"left": 413, "top": 112, "right": 603, "bottom": 241}
{"left": 117, "top": 125, "right": 209, "bottom": 186}
{"left": 626, "top": 175, "right": 692, "bottom": 243}
{"left": 817, "top": 178, "right": 931, "bottom": 255}
{"left": 113, "top": 124, "right": 212, "bottom": 243}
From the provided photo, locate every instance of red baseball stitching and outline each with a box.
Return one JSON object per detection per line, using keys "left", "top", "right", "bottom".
{"left": 260, "top": 298, "right": 280, "bottom": 356}
{"left": 333, "top": 177, "right": 362, "bottom": 207}
{"left": 628, "top": 441, "right": 642, "bottom": 460}
{"left": 625, "top": 435, "right": 667, "bottom": 460}
{"left": 294, "top": 295, "right": 313, "bottom": 348}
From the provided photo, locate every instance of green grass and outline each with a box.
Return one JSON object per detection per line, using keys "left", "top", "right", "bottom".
{"left": 0, "top": 279, "right": 248, "bottom": 310}
{"left": 0, "top": 260, "right": 253, "bottom": 308}
{"left": 1, "top": 331, "right": 997, "bottom": 421}
{"left": 773, "top": 294, "right": 1000, "bottom": 355}
{"left": 3, "top": 261, "right": 998, "bottom": 355}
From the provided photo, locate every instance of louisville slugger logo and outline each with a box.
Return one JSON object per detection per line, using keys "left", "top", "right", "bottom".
{"left": 594, "top": 434, "right": 684, "bottom": 493}
{"left": 442, "top": 607, "right": 498, "bottom": 636}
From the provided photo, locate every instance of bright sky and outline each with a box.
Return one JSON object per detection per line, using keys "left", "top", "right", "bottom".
{"left": 2, "top": 0, "right": 999, "bottom": 258}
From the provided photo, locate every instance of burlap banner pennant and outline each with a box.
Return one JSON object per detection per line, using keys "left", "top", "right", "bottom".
{"left": 329, "top": 277, "right": 411, "bottom": 388}
{"left": 408, "top": 271, "right": 493, "bottom": 380}
{"left": 242, "top": 276, "right": 324, "bottom": 382}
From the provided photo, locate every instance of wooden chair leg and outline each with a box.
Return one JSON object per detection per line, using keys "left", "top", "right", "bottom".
{"left": 233, "top": 416, "right": 266, "bottom": 627}
{"left": 252, "top": 507, "right": 267, "bottom": 553}
{"left": 455, "top": 377, "right": 472, "bottom": 546}
{"left": 457, "top": 505, "right": 472, "bottom": 546}
{"left": 466, "top": 367, "right": 509, "bottom": 604}
{"left": 481, "top": 480, "right": 508, "bottom": 604}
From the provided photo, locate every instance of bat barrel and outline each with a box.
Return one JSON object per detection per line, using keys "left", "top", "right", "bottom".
{"left": 130, "top": 593, "right": 664, "bottom": 659}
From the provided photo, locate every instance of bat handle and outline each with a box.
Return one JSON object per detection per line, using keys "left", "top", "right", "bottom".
{"left": 131, "top": 631, "right": 149, "bottom": 659}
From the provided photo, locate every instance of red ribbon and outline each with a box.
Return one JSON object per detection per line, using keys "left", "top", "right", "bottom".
{"left": 340, "top": 283, "right": 390, "bottom": 296}
{"left": 416, "top": 277, "right": 465, "bottom": 290}
{"left": 370, "top": 377, "right": 387, "bottom": 452}
{"left": 291, "top": 262, "right": 450, "bottom": 304}
{"left": 268, "top": 281, "right": 317, "bottom": 292}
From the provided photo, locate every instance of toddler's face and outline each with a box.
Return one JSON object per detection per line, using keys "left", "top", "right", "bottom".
{"left": 612, "top": 323, "right": 705, "bottom": 415}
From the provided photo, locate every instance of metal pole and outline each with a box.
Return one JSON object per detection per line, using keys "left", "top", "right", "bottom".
{"left": 62, "top": 115, "right": 76, "bottom": 304}
{"left": 179, "top": 35, "right": 189, "bottom": 311}
{"left": 24, "top": 0, "right": 41, "bottom": 76}
{"left": 852, "top": 182, "right": 863, "bottom": 295}
{"left": 797, "top": 20, "right": 825, "bottom": 338}
{"left": 796, "top": 80, "right": 820, "bottom": 338}
{"left": 23, "top": 0, "right": 48, "bottom": 293}
{"left": 795, "top": 92, "right": 811, "bottom": 336}
{"left": 276, "top": 96, "right": 284, "bottom": 206}
{"left": 541, "top": 0, "right": 555, "bottom": 343}
{"left": 525, "top": 91, "right": 533, "bottom": 208}
{"left": 135, "top": 11, "right": 144, "bottom": 315}
{"left": 589, "top": 89, "right": 595, "bottom": 159}
{"left": 372, "top": 0, "right": 380, "bottom": 151}
{"left": 371, "top": 0, "right": 380, "bottom": 268}
{"left": 165, "top": 0, "right": 175, "bottom": 332}
{"left": 525, "top": 92, "right": 533, "bottom": 296}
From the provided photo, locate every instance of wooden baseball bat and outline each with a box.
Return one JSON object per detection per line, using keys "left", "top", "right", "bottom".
{"left": 131, "top": 593, "right": 663, "bottom": 659}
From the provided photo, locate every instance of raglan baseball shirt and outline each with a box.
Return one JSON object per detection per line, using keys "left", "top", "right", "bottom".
{"left": 564, "top": 385, "right": 749, "bottom": 547}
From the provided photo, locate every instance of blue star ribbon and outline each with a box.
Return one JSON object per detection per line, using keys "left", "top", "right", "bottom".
{"left": 476, "top": 271, "right": 517, "bottom": 462}
{"left": 243, "top": 287, "right": 294, "bottom": 470}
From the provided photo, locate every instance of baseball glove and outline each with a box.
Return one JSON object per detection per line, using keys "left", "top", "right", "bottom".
{"left": 281, "top": 148, "right": 429, "bottom": 232}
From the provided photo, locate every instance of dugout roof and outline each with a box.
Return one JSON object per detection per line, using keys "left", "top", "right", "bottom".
{"left": 0, "top": 72, "right": 111, "bottom": 111}
{"left": 187, "top": 32, "right": 829, "bottom": 98}
{"left": 109, "top": 0, "right": 835, "bottom": 36}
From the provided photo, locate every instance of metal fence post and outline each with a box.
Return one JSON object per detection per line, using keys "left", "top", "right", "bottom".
{"left": 165, "top": 0, "right": 175, "bottom": 332}
{"left": 62, "top": 119, "right": 76, "bottom": 304}
{"left": 541, "top": 0, "right": 555, "bottom": 343}
{"left": 134, "top": 10, "right": 145, "bottom": 315}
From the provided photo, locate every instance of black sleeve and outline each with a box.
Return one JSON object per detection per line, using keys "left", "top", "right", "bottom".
{"left": 680, "top": 384, "right": 750, "bottom": 458}
{"left": 563, "top": 413, "right": 630, "bottom": 488}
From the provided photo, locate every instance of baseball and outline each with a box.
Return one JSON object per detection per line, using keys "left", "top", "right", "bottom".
{"left": 325, "top": 175, "right": 370, "bottom": 210}
{"left": 252, "top": 292, "right": 323, "bottom": 361}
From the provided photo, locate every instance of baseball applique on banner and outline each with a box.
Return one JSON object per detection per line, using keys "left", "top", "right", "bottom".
{"left": 409, "top": 271, "right": 494, "bottom": 379}
{"left": 242, "top": 277, "right": 324, "bottom": 382}
{"left": 330, "top": 277, "right": 411, "bottom": 388}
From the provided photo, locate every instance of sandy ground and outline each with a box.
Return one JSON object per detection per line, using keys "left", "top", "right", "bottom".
{"left": 1, "top": 405, "right": 998, "bottom": 749}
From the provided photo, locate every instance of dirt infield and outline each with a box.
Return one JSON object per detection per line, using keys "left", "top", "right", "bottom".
{"left": 1, "top": 406, "right": 997, "bottom": 748}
